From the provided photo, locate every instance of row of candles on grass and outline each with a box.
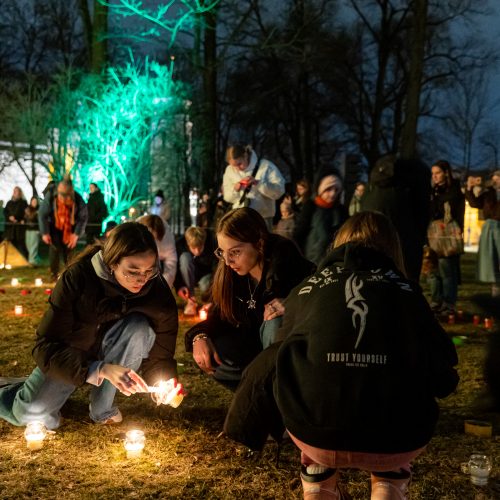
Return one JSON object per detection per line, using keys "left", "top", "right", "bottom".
{"left": 24, "top": 378, "right": 184, "bottom": 457}
{"left": 9, "top": 278, "right": 44, "bottom": 287}
{"left": 447, "top": 310, "right": 495, "bottom": 329}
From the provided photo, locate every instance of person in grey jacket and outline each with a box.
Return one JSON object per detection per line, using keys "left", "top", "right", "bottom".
{"left": 38, "top": 178, "right": 88, "bottom": 281}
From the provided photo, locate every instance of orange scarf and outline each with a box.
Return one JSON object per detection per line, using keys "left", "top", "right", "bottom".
{"left": 54, "top": 197, "right": 75, "bottom": 245}
{"left": 314, "top": 196, "right": 334, "bottom": 209}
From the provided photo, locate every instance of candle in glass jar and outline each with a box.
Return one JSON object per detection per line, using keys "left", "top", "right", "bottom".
{"left": 124, "top": 429, "right": 145, "bottom": 458}
{"left": 11, "top": 278, "right": 19, "bottom": 287}
{"left": 14, "top": 305, "right": 23, "bottom": 315}
{"left": 484, "top": 317, "right": 493, "bottom": 329}
{"left": 24, "top": 422, "right": 47, "bottom": 450}
{"left": 5, "top": 264, "right": 12, "bottom": 270}
{"left": 199, "top": 309, "right": 208, "bottom": 321}
{"left": 35, "top": 278, "right": 43, "bottom": 287}
{"left": 473, "top": 315, "right": 481, "bottom": 326}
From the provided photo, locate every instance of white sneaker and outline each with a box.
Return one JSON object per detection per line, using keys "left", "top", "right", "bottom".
{"left": 184, "top": 298, "right": 198, "bottom": 316}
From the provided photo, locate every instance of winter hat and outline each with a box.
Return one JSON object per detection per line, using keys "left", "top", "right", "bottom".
{"left": 317, "top": 174, "right": 342, "bottom": 196}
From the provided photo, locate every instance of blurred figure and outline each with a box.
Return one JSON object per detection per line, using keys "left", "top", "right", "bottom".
{"left": 175, "top": 227, "right": 217, "bottom": 316}
{"left": 101, "top": 221, "right": 118, "bottom": 241}
{"left": 294, "top": 169, "right": 348, "bottom": 265}
{"left": 465, "top": 171, "right": 500, "bottom": 297}
{"left": 428, "top": 160, "right": 465, "bottom": 314}
{"left": 348, "top": 181, "right": 366, "bottom": 216}
{"left": 223, "top": 143, "right": 285, "bottom": 230}
{"left": 151, "top": 189, "right": 171, "bottom": 223}
{"left": 86, "top": 183, "right": 108, "bottom": 245}
{"left": 362, "top": 155, "right": 431, "bottom": 283}
{"left": 38, "top": 178, "right": 88, "bottom": 281}
{"left": 292, "top": 179, "right": 312, "bottom": 214}
{"left": 0, "top": 200, "right": 5, "bottom": 241}
{"left": 4, "top": 186, "right": 28, "bottom": 257}
{"left": 24, "top": 196, "right": 41, "bottom": 266}
{"left": 137, "top": 214, "right": 178, "bottom": 288}
{"left": 275, "top": 212, "right": 459, "bottom": 500}
{"left": 274, "top": 199, "right": 296, "bottom": 240}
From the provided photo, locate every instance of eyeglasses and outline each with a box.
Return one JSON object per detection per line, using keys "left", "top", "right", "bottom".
{"left": 121, "top": 268, "right": 159, "bottom": 283}
{"left": 214, "top": 247, "right": 242, "bottom": 261}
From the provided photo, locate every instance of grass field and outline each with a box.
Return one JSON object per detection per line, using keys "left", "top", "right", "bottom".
{"left": 0, "top": 252, "right": 499, "bottom": 499}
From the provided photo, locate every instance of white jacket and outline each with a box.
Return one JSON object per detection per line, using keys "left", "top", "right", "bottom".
{"left": 223, "top": 150, "right": 285, "bottom": 219}
{"left": 157, "top": 222, "right": 177, "bottom": 287}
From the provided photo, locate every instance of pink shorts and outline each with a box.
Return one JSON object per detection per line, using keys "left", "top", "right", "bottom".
{"left": 290, "top": 433, "right": 425, "bottom": 473}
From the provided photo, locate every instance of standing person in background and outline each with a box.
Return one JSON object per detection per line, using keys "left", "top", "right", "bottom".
{"left": 151, "top": 190, "right": 171, "bottom": 223}
{"left": 275, "top": 212, "right": 459, "bottom": 500}
{"left": 24, "top": 196, "right": 41, "bottom": 266}
{"left": 362, "top": 155, "right": 431, "bottom": 283}
{"left": 175, "top": 227, "right": 217, "bottom": 316}
{"left": 39, "top": 178, "right": 88, "bottom": 282}
{"left": 428, "top": 160, "right": 465, "bottom": 315}
{"left": 348, "top": 182, "right": 366, "bottom": 216}
{"left": 465, "top": 171, "right": 500, "bottom": 297}
{"left": 294, "top": 169, "right": 348, "bottom": 265}
{"left": 86, "top": 183, "right": 108, "bottom": 245}
{"left": 4, "top": 186, "right": 28, "bottom": 257}
{"left": 137, "top": 214, "right": 178, "bottom": 288}
{"left": 0, "top": 201, "right": 5, "bottom": 241}
{"left": 223, "top": 143, "right": 285, "bottom": 231}
{"left": 292, "top": 179, "right": 312, "bottom": 214}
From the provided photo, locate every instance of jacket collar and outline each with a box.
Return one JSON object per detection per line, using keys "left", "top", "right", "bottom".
{"left": 319, "top": 243, "right": 399, "bottom": 274}
{"left": 91, "top": 250, "right": 154, "bottom": 297}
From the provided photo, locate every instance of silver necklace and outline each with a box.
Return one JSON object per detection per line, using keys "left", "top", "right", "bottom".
{"left": 247, "top": 277, "right": 258, "bottom": 309}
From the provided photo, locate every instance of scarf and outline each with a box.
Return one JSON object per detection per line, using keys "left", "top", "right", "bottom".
{"left": 314, "top": 196, "right": 334, "bottom": 209}
{"left": 54, "top": 196, "right": 75, "bottom": 245}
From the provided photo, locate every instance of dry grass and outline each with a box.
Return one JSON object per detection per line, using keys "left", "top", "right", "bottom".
{"left": 0, "top": 254, "right": 499, "bottom": 499}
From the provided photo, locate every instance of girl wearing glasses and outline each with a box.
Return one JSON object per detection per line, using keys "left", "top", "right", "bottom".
{"left": 184, "top": 207, "right": 315, "bottom": 391}
{"left": 0, "top": 222, "right": 181, "bottom": 429}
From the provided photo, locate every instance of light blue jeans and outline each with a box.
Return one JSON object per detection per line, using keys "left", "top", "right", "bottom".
{"left": 0, "top": 314, "right": 155, "bottom": 429}
{"left": 25, "top": 230, "right": 41, "bottom": 265}
{"left": 179, "top": 251, "right": 212, "bottom": 296}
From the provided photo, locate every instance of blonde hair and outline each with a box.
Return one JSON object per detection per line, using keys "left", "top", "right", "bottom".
{"left": 137, "top": 214, "right": 165, "bottom": 241}
{"left": 333, "top": 211, "right": 406, "bottom": 276}
{"left": 185, "top": 226, "right": 207, "bottom": 248}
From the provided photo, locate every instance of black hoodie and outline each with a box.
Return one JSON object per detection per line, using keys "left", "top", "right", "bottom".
{"left": 275, "top": 243, "right": 458, "bottom": 454}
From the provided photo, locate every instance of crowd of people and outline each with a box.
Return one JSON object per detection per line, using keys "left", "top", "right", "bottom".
{"left": 0, "top": 148, "right": 499, "bottom": 499}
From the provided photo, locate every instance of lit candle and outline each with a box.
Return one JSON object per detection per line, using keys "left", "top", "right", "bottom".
{"left": 484, "top": 317, "right": 493, "bottom": 329}
{"left": 124, "top": 429, "right": 145, "bottom": 459}
{"left": 473, "top": 315, "right": 481, "bottom": 326}
{"left": 24, "top": 422, "right": 47, "bottom": 450}
{"left": 11, "top": 278, "right": 19, "bottom": 287}
{"left": 14, "top": 305, "right": 23, "bottom": 315}
{"left": 5, "top": 264, "right": 12, "bottom": 270}
{"left": 199, "top": 309, "right": 208, "bottom": 321}
{"left": 149, "top": 379, "right": 184, "bottom": 408}
{"left": 35, "top": 278, "right": 43, "bottom": 287}
{"left": 128, "top": 207, "right": 136, "bottom": 218}
{"left": 0, "top": 264, "right": 4, "bottom": 269}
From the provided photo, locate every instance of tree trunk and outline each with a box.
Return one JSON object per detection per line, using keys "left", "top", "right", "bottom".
{"left": 200, "top": 5, "right": 218, "bottom": 193}
{"left": 92, "top": 0, "right": 108, "bottom": 73}
{"left": 399, "top": 0, "right": 427, "bottom": 159}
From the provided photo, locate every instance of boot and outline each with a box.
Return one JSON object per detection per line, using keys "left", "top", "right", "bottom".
{"left": 301, "top": 466, "right": 351, "bottom": 499}
{"left": 371, "top": 469, "right": 411, "bottom": 500}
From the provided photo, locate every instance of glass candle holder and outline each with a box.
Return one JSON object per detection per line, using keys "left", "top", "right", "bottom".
{"left": 124, "top": 429, "right": 145, "bottom": 459}
{"left": 24, "top": 422, "right": 47, "bottom": 450}
{"left": 14, "top": 305, "right": 23, "bottom": 315}
{"left": 35, "top": 278, "right": 43, "bottom": 287}
{"left": 199, "top": 309, "right": 208, "bottom": 321}
{"left": 11, "top": 278, "right": 19, "bottom": 287}
{"left": 5, "top": 264, "right": 12, "bottom": 270}
{"left": 468, "top": 454, "right": 492, "bottom": 486}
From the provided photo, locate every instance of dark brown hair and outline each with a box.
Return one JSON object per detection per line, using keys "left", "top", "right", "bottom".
{"left": 68, "top": 222, "right": 158, "bottom": 271}
{"left": 226, "top": 143, "right": 252, "bottom": 163}
{"left": 432, "top": 160, "right": 453, "bottom": 187}
{"left": 333, "top": 211, "right": 406, "bottom": 276}
{"left": 212, "top": 207, "right": 269, "bottom": 324}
